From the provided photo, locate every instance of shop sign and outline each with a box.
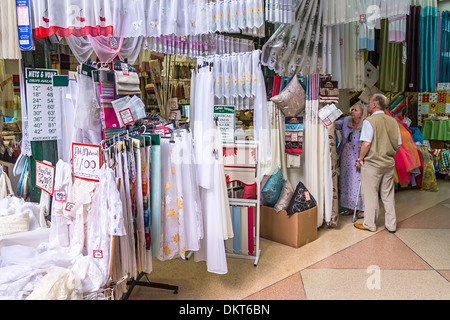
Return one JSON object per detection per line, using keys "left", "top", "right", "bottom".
{"left": 26, "top": 68, "right": 60, "bottom": 141}
{"left": 16, "top": 0, "right": 33, "bottom": 51}
{"left": 214, "top": 105, "right": 235, "bottom": 144}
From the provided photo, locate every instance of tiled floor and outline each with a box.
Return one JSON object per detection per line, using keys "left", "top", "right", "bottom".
{"left": 127, "top": 180, "right": 450, "bottom": 300}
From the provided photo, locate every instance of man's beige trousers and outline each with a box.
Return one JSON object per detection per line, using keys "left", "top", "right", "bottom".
{"left": 360, "top": 164, "right": 397, "bottom": 232}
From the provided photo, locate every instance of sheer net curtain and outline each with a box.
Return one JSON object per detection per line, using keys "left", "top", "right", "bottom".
{"left": 261, "top": 0, "right": 324, "bottom": 77}
{"left": 30, "top": 0, "right": 264, "bottom": 38}
{"left": 322, "top": 0, "right": 412, "bottom": 26}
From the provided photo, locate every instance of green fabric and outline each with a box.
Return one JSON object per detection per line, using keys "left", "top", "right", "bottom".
{"left": 421, "top": 119, "right": 450, "bottom": 140}
{"left": 379, "top": 19, "right": 406, "bottom": 93}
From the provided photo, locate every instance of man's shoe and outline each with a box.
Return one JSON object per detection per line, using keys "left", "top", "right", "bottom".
{"left": 386, "top": 228, "right": 396, "bottom": 234}
{"left": 353, "top": 223, "right": 374, "bottom": 232}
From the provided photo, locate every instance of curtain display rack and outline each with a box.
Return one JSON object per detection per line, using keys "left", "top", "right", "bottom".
{"left": 225, "top": 140, "right": 261, "bottom": 267}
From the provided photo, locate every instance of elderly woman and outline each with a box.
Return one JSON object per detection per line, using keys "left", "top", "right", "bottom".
{"left": 335, "top": 104, "right": 368, "bottom": 218}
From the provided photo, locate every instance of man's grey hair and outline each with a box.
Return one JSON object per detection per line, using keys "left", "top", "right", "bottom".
{"left": 371, "top": 93, "right": 389, "bottom": 110}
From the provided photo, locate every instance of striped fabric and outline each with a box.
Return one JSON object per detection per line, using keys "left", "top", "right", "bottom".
{"left": 99, "top": 70, "right": 120, "bottom": 129}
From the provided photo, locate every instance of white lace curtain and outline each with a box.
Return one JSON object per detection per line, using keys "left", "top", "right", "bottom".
{"left": 30, "top": 0, "right": 264, "bottom": 39}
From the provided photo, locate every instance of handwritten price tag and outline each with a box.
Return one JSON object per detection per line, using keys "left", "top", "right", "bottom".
{"left": 72, "top": 143, "right": 101, "bottom": 182}
{"left": 35, "top": 160, "right": 55, "bottom": 195}
{"left": 54, "top": 190, "right": 66, "bottom": 201}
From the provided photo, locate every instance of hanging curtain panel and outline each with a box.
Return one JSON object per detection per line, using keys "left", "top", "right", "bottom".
{"left": 261, "top": 0, "right": 324, "bottom": 77}
{"left": 439, "top": 11, "right": 450, "bottom": 83}
{"left": 0, "top": 0, "right": 21, "bottom": 59}
{"left": 419, "top": 1, "right": 438, "bottom": 92}
{"left": 379, "top": 19, "right": 406, "bottom": 93}
{"left": 405, "top": 5, "right": 422, "bottom": 92}
{"left": 322, "top": 0, "right": 411, "bottom": 26}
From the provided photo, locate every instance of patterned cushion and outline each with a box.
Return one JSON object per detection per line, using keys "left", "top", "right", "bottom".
{"left": 274, "top": 180, "right": 294, "bottom": 212}
{"left": 270, "top": 76, "right": 306, "bottom": 117}
{"left": 286, "top": 182, "right": 317, "bottom": 215}
{"left": 261, "top": 167, "right": 285, "bottom": 207}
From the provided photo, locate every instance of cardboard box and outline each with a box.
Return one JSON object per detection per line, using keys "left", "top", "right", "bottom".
{"left": 260, "top": 205, "right": 317, "bottom": 248}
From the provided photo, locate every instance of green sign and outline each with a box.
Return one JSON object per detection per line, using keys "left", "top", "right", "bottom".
{"left": 26, "top": 68, "right": 58, "bottom": 84}
{"left": 214, "top": 105, "right": 235, "bottom": 144}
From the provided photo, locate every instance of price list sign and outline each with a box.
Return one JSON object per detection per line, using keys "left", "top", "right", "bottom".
{"left": 26, "top": 68, "right": 59, "bottom": 141}
{"left": 214, "top": 105, "right": 235, "bottom": 144}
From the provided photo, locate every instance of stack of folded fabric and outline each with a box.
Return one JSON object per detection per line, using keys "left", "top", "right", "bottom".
{"left": 285, "top": 117, "right": 303, "bottom": 168}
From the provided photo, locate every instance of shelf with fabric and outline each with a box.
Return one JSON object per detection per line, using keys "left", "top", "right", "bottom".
{"left": 421, "top": 118, "right": 450, "bottom": 141}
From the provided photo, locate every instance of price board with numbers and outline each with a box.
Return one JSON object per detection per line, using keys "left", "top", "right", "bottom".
{"left": 25, "top": 68, "right": 59, "bottom": 141}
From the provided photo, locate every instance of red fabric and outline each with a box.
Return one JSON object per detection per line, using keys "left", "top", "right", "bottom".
{"left": 33, "top": 25, "right": 113, "bottom": 39}
{"left": 285, "top": 148, "right": 303, "bottom": 154}
{"left": 394, "top": 145, "right": 415, "bottom": 185}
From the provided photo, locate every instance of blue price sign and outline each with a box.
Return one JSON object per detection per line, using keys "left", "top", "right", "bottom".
{"left": 16, "top": 0, "right": 33, "bottom": 51}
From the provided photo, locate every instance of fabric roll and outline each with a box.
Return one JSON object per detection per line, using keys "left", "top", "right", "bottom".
{"left": 248, "top": 207, "right": 254, "bottom": 256}
{"left": 150, "top": 144, "right": 161, "bottom": 257}
{"left": 232, "top": 206, "right": 241, "bottom": 254}
{"left": 240, "top": 207, "right": 248, "bottom": 255}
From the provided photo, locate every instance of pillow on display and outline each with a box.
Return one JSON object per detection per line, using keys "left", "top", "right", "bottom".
{"left": 270, "top": 76, "right": 306, "bottom": 117}
{"left": 260, "top": 175, "right": 270, "bottom": 206}
{"left": 286, "top": 181, "right": 317, "bottom": 215}
{"left": 274, "top": 180, "right": 294, "bottom": 212}
{"left": 261, "top": 167, "right": 285, "bottom": 207}
{"left": 243, "top": 183, "right": 257, "bottom": 199}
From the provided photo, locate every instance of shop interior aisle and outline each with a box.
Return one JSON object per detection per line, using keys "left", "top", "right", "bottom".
{"left": 127, "top": 180, "right": 450, "bottom": 300}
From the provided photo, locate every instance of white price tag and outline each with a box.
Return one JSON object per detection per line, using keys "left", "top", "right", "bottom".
{"left": 119, "top": 108, "right": 134, "bottom": 125}
{"left": 72, "top": 143, "right": 101, "bottom": 182}
{"left": 54, "top": 190, "right": 66, "bottom": 201}
{"left": 35, "top": 160, "right": 55, "bottom": 195}
{"left": 65, "top": 202, "right": 75, "bottom": 212}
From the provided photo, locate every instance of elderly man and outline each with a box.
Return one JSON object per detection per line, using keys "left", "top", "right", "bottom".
{"left": 354, "top": 94, "right": 402, "bottom": 233}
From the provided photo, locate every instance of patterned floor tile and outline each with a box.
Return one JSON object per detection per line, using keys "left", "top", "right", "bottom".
{"left": 244, "top": 273, "right": 306, "bottom": 300}
{"left": 398, "top": 202, "right": 450, "bottom": 229}
{"left": 308, "top": 230, "right": 432, "bottom": 270}
{"left": 395, "top": 229, "right": 450, "bottom": 270}
{"left": 300, "top": 269, "right": 450, "bottom": 300}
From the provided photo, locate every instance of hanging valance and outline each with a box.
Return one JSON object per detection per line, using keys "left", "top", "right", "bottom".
{"left": 30, "top": 0, "right": 264, "bottom": 39}
{"left": 65, "top": 35, "right": 143, "bottom": 64}
{"left": 30, "top": 0, "right": 114, "bottom": 38}
{"left": 322, "top": 0, "right": 412, "bottom": 26}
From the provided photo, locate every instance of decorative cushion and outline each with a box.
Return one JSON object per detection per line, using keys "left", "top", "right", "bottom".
{"left": 260, "top": 175, "right": 270, "bottom": 206}
{"left": 270, "top": 76, "right": 306, "bottom": 117}
{"left": 286, "top": 181, "right": 317, "bottom": 215}
{"left": 274, "top": 180, "right": 294, "bottom": 212}
{"left": 261, "top": 167, "right": 285, "bottom": 207}
{"left": 243, "top": 183, "right": 257, "bottom": 199}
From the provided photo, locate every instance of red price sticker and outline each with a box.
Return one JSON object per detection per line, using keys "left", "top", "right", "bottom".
{"left": 304, "top": 191, "right": 311, "bottom": 201}
{"left": 65, "top": 202, "right": 75, "bottom": 212}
